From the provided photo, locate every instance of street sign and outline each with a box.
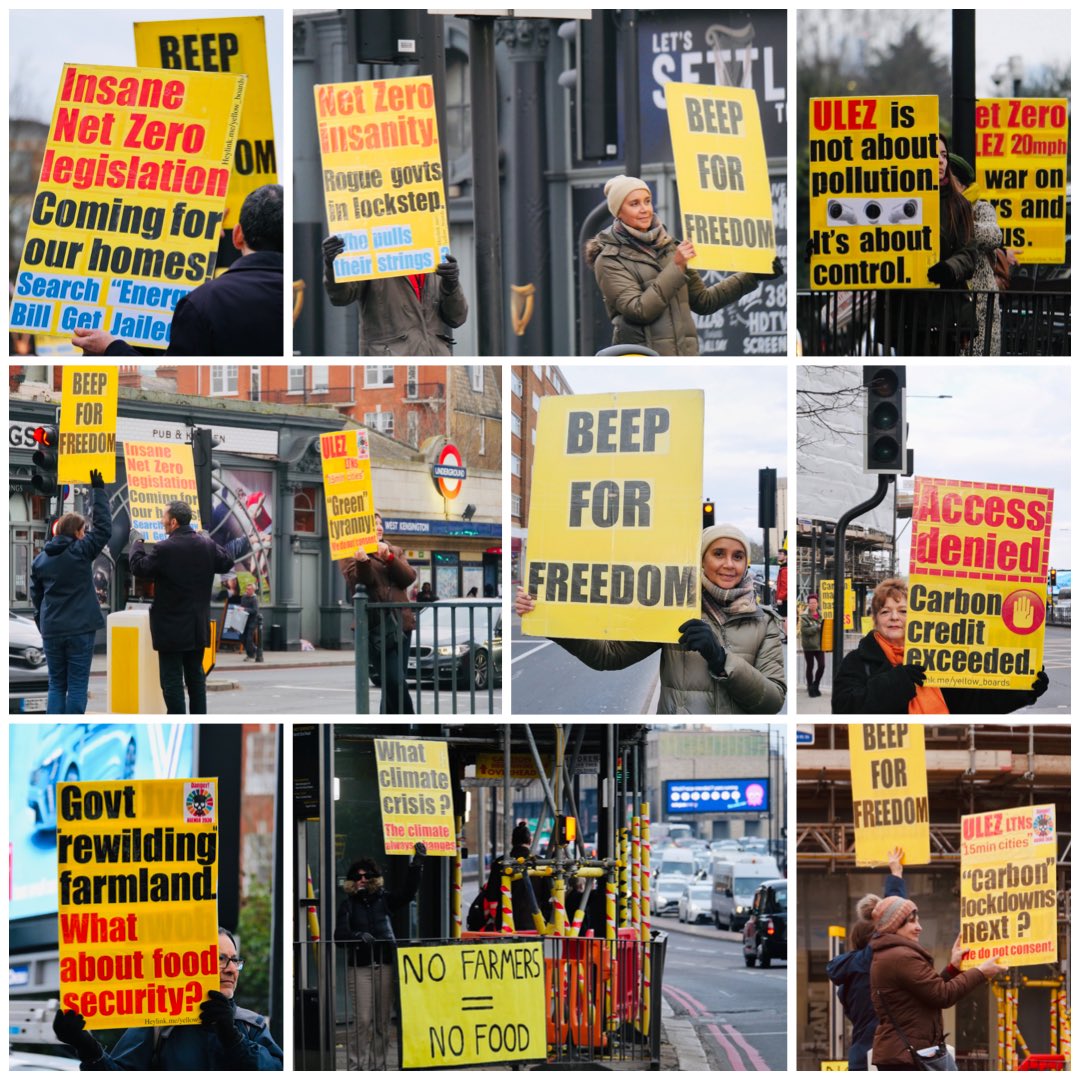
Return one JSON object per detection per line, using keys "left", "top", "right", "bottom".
{"left": 796, "top": 726, "right": 814, "bottom": 746}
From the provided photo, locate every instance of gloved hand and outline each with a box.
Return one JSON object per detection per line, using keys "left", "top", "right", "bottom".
{"left": 128, "top": 528, "right": 145, "bottom": 546}
{"left": 322, "top": 235, "right": 346, "bottom": 281}
{"left": 200, "top": 989, "right": 242, "bottom": 1047}
{"left": 756, "top": 256, "right": 784, "bottom": 281}
{"left": 53, "top": 1009, "right": 102, "bottom": 1063}
{"left": 678, "top": 618, "right": 727, "bottom": 676}
{"left": 358, "top": 932, "right": 376, "bottom": 944}
{"left": 926, "top": 260, "right": 955, "bottom": 286}
{"left": 435, "top": 254, "right": 460, "bottom": 292}
{"left": 1030, "top": 669, "right": 1049, "bottom": 699}
{"left": 411, "top": 841, "right": 427, "bottom": 865}
{"left": 901, "top": 663, "right": 927, "bottom": 687}
{"left": 89, "top": 469, "right": 105, "bottom": 489}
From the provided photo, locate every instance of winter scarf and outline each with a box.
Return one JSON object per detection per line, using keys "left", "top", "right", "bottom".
{"left": 874, "top": 632, "right": 949, "bottom": 714}
{"left": 701, "top": 568, "right": 759, "bottom": 628}
{"left": 612, "top": 216, "right": 674, "bottom": 258}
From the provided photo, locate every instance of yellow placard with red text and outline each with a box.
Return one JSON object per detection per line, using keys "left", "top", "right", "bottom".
{"left": 905, "top": 476, "right": 1053, "bottom": 689}
{"left": 9, "top": 63, "right": 246, "bottom": 347}
{"left": 57, "top": 779, "right": 219, "bottom": 1029}
{"left": 59, "top": 366, "right": 119, "bottom": 482}
{"left": 123, "top": 441, "right": 201, "bottom": 542}
{"left": 374, "top": 738, "right": 456, "bottom": 856}
{"left": 319, "top": 428, "right": 376, "bottom": 561}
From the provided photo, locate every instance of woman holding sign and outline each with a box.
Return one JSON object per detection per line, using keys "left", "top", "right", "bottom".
{"left": 831, "top": 578, "right": 1049, "bottom": 714}
{"left": 585, "top": 176, "right": 782, "bottom": 356}
{"left": 515, "top": 523, "right": 785, "bottom": 713}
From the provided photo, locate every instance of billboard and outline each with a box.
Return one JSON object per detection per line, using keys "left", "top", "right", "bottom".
{"left": 665, "top": 778, "right": 769, "bottom": 814}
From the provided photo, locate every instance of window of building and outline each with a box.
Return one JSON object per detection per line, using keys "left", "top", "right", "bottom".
{"left": 243, "top": 728, "right": 278, "bottom": 795}
{"left": 365, "top": 410, "right": 394, "bottom": 435}
{"left": 364, "top": 366, "right": 395, "bottom": 388}
{"left": 406, "top": 366, "right": 418, "bottom": 399}
{"left": 312, "top": 365, "right": 329, "bottom": 391}
{"left": 469, "top": 366, "right": 484, "bottom": 393}
{"left": 511, "top": 412, "right": 521, "bottom": 437}
{"left": 407, "top": 410, "right": 419, "bottom": 447}
{"left": 511, "top": 372, "right": 522, "bottom": 397}
{"left": 250, "top": 366, "right": 261, "bottom": 400}
{"left": 532, "top": 392, "right": 541, "bottom": 413}
{"left": 210, "top": 365, "right": 239, "bottom": 395}
{"left": 531, "top": 426, "right": 536, "bottom": 445}
{"left": 511, "top": 493, "right": 521, "bottom": 519}
{"left": 532, "top": 364, "right": 542, "bottom": 381}
{"left": 288, "top": 366, "right": 305, "bottom": 393}
{"left": 511, "top": 453, "right": 521, "bottom": 477}
{"left": 293, "top": 487, "right": 318, "bottom": 533}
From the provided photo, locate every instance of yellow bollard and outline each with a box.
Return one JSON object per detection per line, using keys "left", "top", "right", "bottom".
{"left": 552, "top": 873, "right": 566, "bottom": 937}
{"left": 452, "top": 815, "right": 463, "bottom": 939}
{"left": 631, "top": 816, "right": 641, "bottom": 936}
{"left": 618, "top": 827, "right": 629, "bottom": 929}
{"left": 605, "top": 872, "right": 617, "bottom": 1033}
{"left": 500, "top": 865, "right": 515, "bottom": 934}
{"left": 640, "top": 802, "right": 651, "bottom": 1038}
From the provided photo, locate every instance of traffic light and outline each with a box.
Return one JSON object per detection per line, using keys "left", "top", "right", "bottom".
{"left": 758, "top": 468, "right": 777, "bottom": 529}
{"left": 821, "top": 522, "right": 836, "bottom": 561}
{"left": 31, "top": 425, "right": 59, "bottom": 496}
{"left": 1050, "top": 569, "right": 1057, "bottom": 588}
{"left": 863, "top": 366, "right": 906, "bottom": 473}
{"left": 703, "top": 499, "right": 715, "bottom": 528}
{"left": 353, "top": 11, "right": 420, "bottom": 63}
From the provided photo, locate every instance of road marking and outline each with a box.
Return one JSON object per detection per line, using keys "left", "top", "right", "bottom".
{"left": 723, "top": 1021, "right": 770, "bottom": 1071}
{"left": 664, "top": 985, "right": 705, "bottom": 1017}
{"left": 510, "top": 641, "right": 553, "bottom": 663}
{"left": 268, "top": 685, "right": 354, "bottom": 692}
{"left": 707, "top": 1022, "right": 747, "bottom": 1070}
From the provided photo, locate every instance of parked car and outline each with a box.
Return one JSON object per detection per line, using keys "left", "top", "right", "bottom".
{"left": 28, "top": 724, "right": 138, "bottom": 830}
{"left": 652, "top": 850, "right": 698, "bottom": 916}
{"left": 743, "top": 879, "right": 787, "bottom": 968}
{"left": 677, "top": 881, "right": 714, "bottom": 924}
{"left": 10, "top": 612, "right": 49, "bottom": 714}
{"left": 711, "top": 857, "right": 781, "bottom": 930}
{"left": 405, "top": 601, "right": 502, "bottom": 690}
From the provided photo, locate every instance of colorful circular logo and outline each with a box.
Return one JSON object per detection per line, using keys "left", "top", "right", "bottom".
{"left": 1001, "top": 588, "right": 1045, "bottom": 635}
{"left": 434, "top": 443, "right": 464, "bottom": 500}
{"left": 186, "top": 788, "right": 214, "bottom": 817}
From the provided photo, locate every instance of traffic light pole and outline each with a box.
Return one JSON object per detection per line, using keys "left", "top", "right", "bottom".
{"left": 832, "top": 474, "right": 894, "bottom": 677}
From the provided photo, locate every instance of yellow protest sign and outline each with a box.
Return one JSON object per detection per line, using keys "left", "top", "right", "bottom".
{"left": 819, "top": 579, "right": 834, "bottom": 618}
{"left": 314, "top": 75, "right": 449, "bottom": 283}
{"left": 960, "top": 804, "right": 1056, "bottom": 969}
{"left": 398, "top": 941, "right": 546, "bottom": 1068}
{"left": 374, "top": 737, "right": 456, "bottom": 856}
{"left": 975, "top": 98, "right": 1068, "bottom": 264}
{"left": 9, "top": 64, "right": 246, "bottom": 346}
{"left": 523, "top": 390, "right": 704, "bottom": 643}
{"left": 905, "top": 476, "right": 1053, "bottom": 689}
{"left": 319, "top": 428, "right": 376, "bottom": 561}
{"left": 135, "top": 17, "right": 277, "bottom": 227}
{"left": 843, "top": 587, "right": 856, "bottom": 631}
{"left": 59, "top": 366, "right": 119, "bottom": 482}
{"left": 124, "top": 441, "right": 201, "bottom": 542}
{"left": 821, "top": 1063, "right": 850, "bottom": 1071}
{"left": 57, "top": 778, "right": 219, "bottom": 1029}
{"left": 809, "top": 95, "right": 940, "bottom": 289}
{"left": 664, "top": 83, "right": 775, "bottom": 274}
{"left": 848, "top": 723, "right": 929, "bottom": 866}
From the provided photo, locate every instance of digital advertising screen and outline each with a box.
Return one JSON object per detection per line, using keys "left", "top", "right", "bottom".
{"left": 665, "top": 777, "right": 770, "bottom": 814}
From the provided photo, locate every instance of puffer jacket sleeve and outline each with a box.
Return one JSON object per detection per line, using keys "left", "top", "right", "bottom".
{"left": 222, "top": 1017, "right": 284, "bottom": 1070}
{"left": 712, "top": 614, "right": 785, "bottom": 713}
{"left": 80, "top": 1028, "right": 153, "bottom": 1069}
{"left": 831, "top": 642, "right": 917, "bottom": 714}
{"left": 436, "top": 281, "right": 468, "bottom": 329}
{"left": 555, "top": 637, "right": 661, "bottom": 671}
{"left": 897, "top": 949, "right": 987, "bottom": 1009}
{"left": 596, "top": 255, "right": 687, "bottom": 326}
{"left": 688, "top": 269, "right": 760, "bottom": 315}
{"left": 385, "top": 547, "right": 417, "bottom": 590}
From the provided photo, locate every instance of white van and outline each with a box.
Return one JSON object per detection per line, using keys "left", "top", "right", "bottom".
{"left": 711, "top": 857, "right": 781, "bottom": 930}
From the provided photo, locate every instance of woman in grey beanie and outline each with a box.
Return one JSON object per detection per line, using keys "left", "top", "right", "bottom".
{"left": 583, "top": 175, "right": 782, "bottom": 356}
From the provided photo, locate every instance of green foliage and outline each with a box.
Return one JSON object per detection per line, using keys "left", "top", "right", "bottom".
{"left": 235, "top": 878, "right": 273, "bottom": 1017}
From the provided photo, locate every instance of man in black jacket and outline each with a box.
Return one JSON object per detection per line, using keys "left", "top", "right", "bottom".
{"left": 129, "top": 500, "right": 233, "bottom": 714}
{"left": 72, "top": 184, "right": 284, "bottom": 357}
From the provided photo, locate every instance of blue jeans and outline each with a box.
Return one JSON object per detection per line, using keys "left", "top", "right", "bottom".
{"left": 43, "top": 631, "right": 97, "bottom": 714}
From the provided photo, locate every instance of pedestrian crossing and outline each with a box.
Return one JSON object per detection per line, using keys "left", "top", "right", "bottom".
{"left": 1040, "top": 635, "right": 1071, "bottom": 670}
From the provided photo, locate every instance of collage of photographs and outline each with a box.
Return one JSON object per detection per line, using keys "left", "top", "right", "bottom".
{"left": 4, "top": 3, "right": 1074, "bottom": 1075}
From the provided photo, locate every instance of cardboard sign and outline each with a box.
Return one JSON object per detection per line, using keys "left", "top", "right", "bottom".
{"left": 319, "top": 428, "right": 376, "bottom": 561}
{"left": 124, "top": 441, "right": 201, "bottom": 542}
{"left": 664, "top": 83, "right": 775, "bottom": 274}
{"left": 523, "top": 390, "right": 704, "bottom": 643}
{"left": 848, "top": 723, "right": 929, "bottom": 866}
{"left": 975, "top": 98, "right": 1068, "bottom": 264}
{"left": 809, "top": 95, "right": 940, "bottom": 289}
{"left": 59, "top": 366, "right": 119, "bottom": 482}
{"left": 314, "top": 75, "right": 449, "bottom": 283}
{"left": 9, "top": 64, "right": 246, "bottom": 346}
{"left": 56, "top": 779, "right": 219, "bottom": 1029}
{"left": 135, "top": 16, "right": 277, "bottom": 227}
{"left": 905, "top": 477, "right": 1053, "bottom": 689}
{"left": 398, "top": 942, "right": 546, "bottom": 1068}
{"left": 960, "top": 804, "right": 1056, "bottom": 969}
{"left": 374, "top": 738, "right": 456, "bottom": 856}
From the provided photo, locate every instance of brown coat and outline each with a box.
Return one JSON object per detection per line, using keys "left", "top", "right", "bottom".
{"left": 869, "top": 933, "right": 987, "bottom": 1067}
{"left": 341, "top": 546, "right": 417, "bottom": 634}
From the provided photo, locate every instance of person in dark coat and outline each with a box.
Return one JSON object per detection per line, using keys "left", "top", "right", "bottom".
{"left": 240, "top": 582, "right": 261, "bottom": 661}
{"left": 335, "top": 844, "right": 426, "bottom": 1069}
{"left": 73, "top": 184, "right": 284, "bottom": 357}
{"left": 52, "top": 928, "right": 283, "bottom": 1070}
{"left": 30, "top": 471, "right": 110, "bottom": 713}
{"left": 869, "top": 896, "right": 1004, "bottom": 1069}
{"left": 826, "top": 847, "right": 907, "bottom": 1069}
{"left": 340, "top": 512, "right": 417, "bottom": 714}
{"left": 482, "top": 821, "right": 548, "bottom": 932}
{"left": 832, "top": 578, "right": 1049, "bottom": 714}
{"left": 322, "top": 236, "right": 467, "bottom": 356}
{"left": 128, "top": 500, "right": 233, "bottom": 714}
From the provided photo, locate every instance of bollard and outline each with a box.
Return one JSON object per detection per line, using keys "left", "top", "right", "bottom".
{"left": 605, "top": 873, "right": 618, "bottom": 1033}
{"left": 618, "top": 827, "right": 629, "bottom": 929}
{"left": 640, "top": 802, "right": 651, "bottom": 1037}
{"left": 106, "top": 608, "right": 165, "bottom": 713}
{"left": 552, "top": 873, "right": 567, "bottom": 937}
{"left": 631, "top": 816, "right": 641, "bottom": 936}
{"left": 499, "top": 864, "right": 515, "bottom": 933}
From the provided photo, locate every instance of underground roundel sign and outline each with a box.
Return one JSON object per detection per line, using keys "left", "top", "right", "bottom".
{"left": 432, "top": 442, "right": 466, "bottom": 499}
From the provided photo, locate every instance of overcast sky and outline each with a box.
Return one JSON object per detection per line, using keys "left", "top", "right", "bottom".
{"left": 557, "top": 363, "right": 788, "bottom": 548}
{"left": 10, "top": 9, "right": 283, "bottom": 130}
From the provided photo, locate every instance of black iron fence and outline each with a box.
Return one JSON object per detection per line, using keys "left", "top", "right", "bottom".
{"left": 797, "top": 289, "right": 1070, "bottom": 356}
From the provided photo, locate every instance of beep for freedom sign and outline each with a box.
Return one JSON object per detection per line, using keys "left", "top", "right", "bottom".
{"left": 314, "top": 75, "right": 450, "bottom": 283}
{"left": 523, "top": 390, "right": 704, "bottom": 643}
{"left": 905, "top": 476, "right": 1054, "bottom": 689}
{"left": 809, "top": 95, "right": 940, "bottom": 289}
{"left": 59, "top": 365, "right": 119, "bottom": 483}
{"left": 57, "top": 779, "right": 219, "bottom": 1029}
{"left": 664, "top": 83, "right": 775, "bottom": 274}
{"left": 10, "top": 64, "right": 246, "bottom": 347}
{"left": 960, "top": 804, "right": 1057, "bottom": 969}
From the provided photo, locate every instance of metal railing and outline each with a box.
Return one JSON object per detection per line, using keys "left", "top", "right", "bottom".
{"left": 797, "top": 289, "right": 1070, "bottom": 356}
{"left": 353, "top": 595, "right": 501, "bottom": 715}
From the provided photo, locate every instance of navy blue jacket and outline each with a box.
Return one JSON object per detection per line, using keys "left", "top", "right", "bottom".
{"left": 30, "top": 486, "right": 110, "bottom": 639}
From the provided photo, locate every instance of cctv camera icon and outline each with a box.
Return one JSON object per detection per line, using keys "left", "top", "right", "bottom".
{"left": 826, "top": 197, "right": 923, "bottom": 226}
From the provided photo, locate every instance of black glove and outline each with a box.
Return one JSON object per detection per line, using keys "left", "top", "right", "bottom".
{"left": 89, "top": 469, "right": 105, "bottom": 489}
{"left": 1030, "top": 669, "right": 1049, "bottom": 699}
{"left": 926, "top": 260, "right": 954, "bottom": 286}
{"left": 677, "top": 618, "right": 727, "bottom": 676}
{"left": 413, "top": 841, "right": 427, "bottom": 860}
{"left": 358, "top": 932, "right": 376, "bottom": 944}
{"left": 200, "top": 989, "right": 242, "bottom": 1047}
{"left": 756, "top": 256, "right": 784, "bottom": 281}
{"left": 53, "top": 1009, "right": 102, "bottom": 1063}
{"left": 435, "top": 254, "right": 460, "bottom": 292}
{"left": 322, "top": 235, "right": 346, "bottom": 280}
{"left": 901, "top": 663, "right": 927, "bottom": 687}
{"left": 128, "top": 528, "right": 145, "bottom": 546}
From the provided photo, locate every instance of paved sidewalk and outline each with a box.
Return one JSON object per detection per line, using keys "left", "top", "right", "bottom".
{"left": 89, "top": 646, "right": 355, "bottom": 677}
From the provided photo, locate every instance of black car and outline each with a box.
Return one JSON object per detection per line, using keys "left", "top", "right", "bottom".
{"left": 406, "top": 601, "right": 502, "bottom": 690}
{"left": 10, "top": 612, "right": 49, "bottom": 714}
{"left": 743, "top": 879, "right": 786, "bottom": 968}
